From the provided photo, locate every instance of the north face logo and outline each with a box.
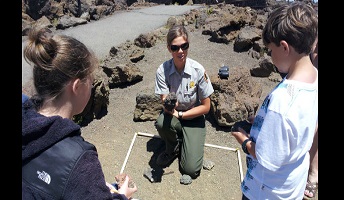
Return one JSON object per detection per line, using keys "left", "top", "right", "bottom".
{"left": 37, "top": 170, "right": 51, "bottom": 184}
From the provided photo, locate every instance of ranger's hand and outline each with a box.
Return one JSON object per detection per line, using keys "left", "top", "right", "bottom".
{"left": 163, "top": 92, "right": 177, "bottom": 112}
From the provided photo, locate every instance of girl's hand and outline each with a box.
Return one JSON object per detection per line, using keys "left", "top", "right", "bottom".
{"left": 118, "top": 175, "right": 138, "bottom": 199}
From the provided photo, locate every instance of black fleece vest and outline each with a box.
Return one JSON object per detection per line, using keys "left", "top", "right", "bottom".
{"left": 22, "top": 135, "right": 96, "bottom": 199}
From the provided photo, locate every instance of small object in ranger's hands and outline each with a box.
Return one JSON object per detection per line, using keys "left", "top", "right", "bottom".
{"left": 231, "top": 120, "right": 252, "bottom": 133}
{"left": 218, "top": 65, "right": 229, "bottom": 79}
{"left": 164, "top": 92, "right": 177, "bottom": 112}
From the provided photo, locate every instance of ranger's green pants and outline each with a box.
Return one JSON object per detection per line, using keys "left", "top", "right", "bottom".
{"left": 155, "top": 112, "right": 206, "bottom": 178}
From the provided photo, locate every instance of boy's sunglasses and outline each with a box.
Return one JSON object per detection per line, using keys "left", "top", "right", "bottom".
{"left": 170, "top": 42, "right": 189, "bottom": 52}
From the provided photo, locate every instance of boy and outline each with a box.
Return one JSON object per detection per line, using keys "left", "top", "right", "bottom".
{"left": 231, "top": 2, "right": 318, "bottom": 199}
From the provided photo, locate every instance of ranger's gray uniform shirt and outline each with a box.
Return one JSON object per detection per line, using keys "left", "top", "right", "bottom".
{"left": 155, "top": 57, "right": 214, "bottom": 111}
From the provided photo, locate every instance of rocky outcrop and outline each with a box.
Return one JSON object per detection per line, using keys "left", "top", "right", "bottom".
{"left": 209, "top": 67, "right": 261, "bottom": 126}
{"left": 22, "top": 0, "right": 285, "bottom": 35}
{"left": 22, "top": 0, "right": 136, "bottom": 35}
{"left": 22, "top": 0, "right": 316, "bottom": 36}
{"left": 133, "top": 93, "right": 162, "bottom": 122}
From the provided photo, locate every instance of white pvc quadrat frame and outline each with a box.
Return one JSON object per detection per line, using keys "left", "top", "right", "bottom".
{"left": 120, "top": 132, "right": 244, "bottom": 182}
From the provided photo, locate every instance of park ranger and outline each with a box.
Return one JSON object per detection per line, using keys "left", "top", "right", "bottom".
{"left": 154, "top": 25, "right": 214, "bottom": 185}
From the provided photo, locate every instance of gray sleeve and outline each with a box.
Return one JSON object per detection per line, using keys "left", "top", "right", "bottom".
{"left": 155, "top": 63, "right": 169, "bottom": 95}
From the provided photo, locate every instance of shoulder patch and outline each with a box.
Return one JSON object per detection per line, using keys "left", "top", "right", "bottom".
{"left": 204, "top": 71, "right": 209, "bottom": 83}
